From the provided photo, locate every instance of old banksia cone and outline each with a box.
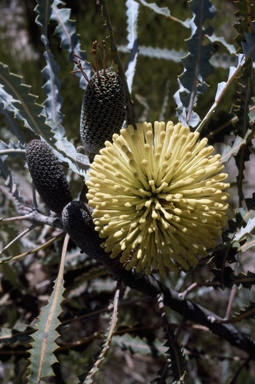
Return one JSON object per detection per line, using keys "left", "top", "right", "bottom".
{"left": 62, "top": 201, "right": 101, "bottom": 256}
{"left": 26, "top": 140, "right": 72, "bottom": 215}
{"left": 79, "top": 41, "right": 126, "bottom": 160}
{"left": 62, "top": 201, "right": 123, "bottom": 274}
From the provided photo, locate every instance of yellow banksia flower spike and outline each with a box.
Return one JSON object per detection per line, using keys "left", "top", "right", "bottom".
{"left": 86, "top": 121, "right": 229, "bottom": 277}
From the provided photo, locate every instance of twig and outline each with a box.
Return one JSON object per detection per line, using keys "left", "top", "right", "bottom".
{"left": 1, "top": 232, "right": 64, "bottom": 263}
{"left": 6, "top": 205, "right": 63, "bottom": 229}
{"left": 196, "top": 55, "right": 246, "bottom": 133}
{"left": 228, "top": 357, "right": 251, "bottom": 384}
{"left": 225, "top": 285, "right": 237, "bottom": 320}
{"left": 0, "top": 224, "right": 38, "bottom": 255}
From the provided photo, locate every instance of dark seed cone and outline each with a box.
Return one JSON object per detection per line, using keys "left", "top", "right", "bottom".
{"left": 62, "top": 201, "right": 123, "bottom": 274}
{"left": 26, "top": 140, "right": 72, "bottom": 215}
{"left": 80, "top": 68, "right": 126, "bottom": 161}
{"left": 62, "top": 201, "right": 97, "bottom": 254}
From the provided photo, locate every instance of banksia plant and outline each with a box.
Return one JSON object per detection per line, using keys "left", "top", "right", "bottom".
{"left": 79, "top": 41, "right": 126, "bottom": 161}
{"left": 86, "top": 121, "right": 229, "bottom": 277}
{"left": 4, "top": 2, "right": 255, "bottom": 382}
{"left": 26, "top": 140, "right": 72, "bottom": 215}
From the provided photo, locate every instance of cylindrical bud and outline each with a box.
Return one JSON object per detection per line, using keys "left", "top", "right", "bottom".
{"left": 62, "top": 201, "right": 123, "bottom": 274}
{"left": 62, "top": 201, "right": 103, "bottom": 257}
{"left": 26, "top": 140, "right": 72, "bottom": 215}
{"left": 80, "top": 68, "right": 126, "bottom": 161}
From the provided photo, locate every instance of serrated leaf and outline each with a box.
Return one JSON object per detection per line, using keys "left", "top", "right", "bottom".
{"left": 215, "top": 60, "right": 242, "bottom": 100}
{"left": 234, "top": 217, "right": 255, "bottom": 242}
{"left": 125, "top": 0, "right": 140, "bottom": 93}
{"left": 27, "top": 237, "right": 67, "bottom": 382}
{"left": 232, "top": 271, "right": 255, "bottom": 289}
{"left": 50, "top": 0, "right": 90, "bottom": 90}
{"left": 35, "top": 0, "right": 64, "bottom": 127}
{"left": 29, "top": 280, "right": 64, "bottom": 384}
{"left": 211, "top": 267, "right": 255, "bottom": 289}
{"left": 80, "top": 288, "right": 120, "bottom": 383}
{"left": 40, "top": 34, "right": 64, "bottom": 128}
{"left": 0, "top": 140, "right": 26, "bottom": 161}
{"left": 174, "top": 0, "right": 216, "bottom": 127}
{"left": 232, "top": 58, "right": 254, "bottom": 137}
{"left": 220, "top": 133, "right": 248, "bottom": 163}
{"left": 234, "top": 0, "right": 255, "bottom": 51}
{"left": 0, "top": 106, "right": 26, "bottom": 142}
{"left": 137, "top": 0, "right": 190, "bottom": 28}
{"left": 0, "top": 63, "right": 56, "bottom": 143}
{"left": 207, "top": 33, "right": 236, "bottom": 55}
{"left": 233, "top": 194, "right": 255, "bottom": 237}
{"left": 240, "top": 233, "right": 255, "bottom": 252}
{"left": 228, "top": 301, "right": 255, "bottom": 324}
{"left": 119, "top": 44, "right": 237, "bottom": 69}
{"left": 0, "top": 157, "right": 24, "bottom": 204}
{"left": 201, "top": 111, "right": 236, "bottom": 144}
{"left": 155, "top": 294, "right": 187, "bottom": 383}
{"left": 242, "top": 22, "right": 255, "bottom": 61}
{"left": 54, "top": 137, "right": 89, "bottom": 176}
{"left": 197, "top": 54, "right": 245, "bottom": 133}
{"left": 35, "top": 0, "right": 53, "bottom": 36}
{"left": 231, "top": 56, "right": 255, "bottom": 203}
{"left": 136, "top": 46, "right": 185, "bottom": 62}
{"left": 51, "top": 0, "right": 83, "bottom": 60}
{"left": 28, "top": 278, "right": 65, "bottom": 381}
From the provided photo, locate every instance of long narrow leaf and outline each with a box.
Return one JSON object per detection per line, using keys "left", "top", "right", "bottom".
{"left": 35, "top": 0, "right": 53, "bottom": 37}
{"left": 228, "top": 302, "right": 255, "bottom": 324}
{"left": 41, "top": 35, "right": 64, "bottom": 128}
{"left": 220, "top": 131, "right": 249, "bottom": 163}
{"left": 196, "top": 54, "right": 245, "bottom": 133}
{"left": 174, "top": 0, "right": 216, "bottom": 127}
{"left": 125, "top": 0, "right": 140, "bottom": 93}
{"left": 154, "top": 293, "right": 187, "bottom": 383}
{"left": 80, "top": 288, "right": 120, "bottom": 383}
{"left": 35, "top": 0, "right": 64, "bottom": 128}
{"left": 137, "top": 0, "right": 190, "bottom": 27}
{"left": 50, "top": 0, "right": 90, "bottom": 90}
{"left": 27, "top": 234, "right": 68, "bottom": 382}
{"left": 119, "top": 44, "right": 236, "bottom": 69}
{"left": 0, "top": 106, "right": 26, "bottom": 142}
{"left": 0, "top": 63, "right": 55, "bottom": 143}
{"left": 0, "top": 157, "right": 24, "bottom": 204}
{"left": 0, "top": 140, "right": 26, "bottom": 160}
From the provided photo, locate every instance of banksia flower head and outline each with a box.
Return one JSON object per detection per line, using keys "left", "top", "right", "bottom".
{"left": 79, "top": 41, "right": 126, "bottom": 161}
{"left": 86, "top": 121, "right": 229, "bottom": 277}
{"left": 26, "top": 140, "right": 72, "bottom": 215}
